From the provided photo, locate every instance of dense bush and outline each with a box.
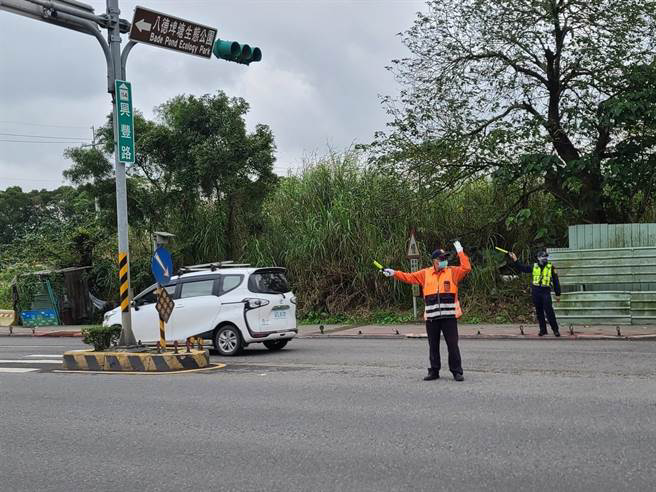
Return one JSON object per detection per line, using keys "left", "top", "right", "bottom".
{"left": 81, "top": 325, "right": 121, "bottom": 351}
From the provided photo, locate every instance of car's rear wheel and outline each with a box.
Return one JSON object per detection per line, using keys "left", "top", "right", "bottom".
{"left": 263, "top": 339, "right": 288, "bottom": 351}
{"left": 214, "top": 325, "right": 243, "bottom": 356}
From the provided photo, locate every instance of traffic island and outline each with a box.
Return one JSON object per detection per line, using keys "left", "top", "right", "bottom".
{"left": 62, "top": 348, "right": 210, "bottom": 372}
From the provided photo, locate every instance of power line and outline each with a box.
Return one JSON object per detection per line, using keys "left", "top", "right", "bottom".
{"left": 0, "top": 132, "right": 89, "bottom": 140}
{"left": 0, "top": 139, "right": 89, "bottom": 144}
{"left": 0, "top": 120, "right": 89, "bottom": 130}
{"left": 0, "top": 177, "right": 65, "bottom": 183}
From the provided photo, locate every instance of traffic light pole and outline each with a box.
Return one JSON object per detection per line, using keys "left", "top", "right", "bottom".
{"left": 0, "top": 0, "right": 137, "bottom": 345}
{"left": 1, "top": 0, "right": 261, "bottom": 347}
{"left": 107, "top": 0, "right": 135, "bottom": 345}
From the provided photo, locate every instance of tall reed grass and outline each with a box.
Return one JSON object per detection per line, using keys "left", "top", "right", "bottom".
{"left": 244, "top": 151, "right": 568, "bottom": 320}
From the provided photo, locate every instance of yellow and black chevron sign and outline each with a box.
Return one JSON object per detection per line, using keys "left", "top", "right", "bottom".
{"left": 62, "top": 349, "right": 210, "bottom": 372}
{"left": 119, "top": 252, "right": 129, "bottom": 312}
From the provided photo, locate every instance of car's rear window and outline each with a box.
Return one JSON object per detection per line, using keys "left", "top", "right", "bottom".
{"left": 248, "top": 271, "right": 290, "bottom": 294}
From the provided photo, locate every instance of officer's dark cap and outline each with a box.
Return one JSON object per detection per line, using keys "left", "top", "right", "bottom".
{"left": 431, "top": 248, "right": 449, "bottom": 260}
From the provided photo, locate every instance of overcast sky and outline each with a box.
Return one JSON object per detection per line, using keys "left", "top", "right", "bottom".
{"left": 0, "top": 0, "right": 424, "bottom": 191}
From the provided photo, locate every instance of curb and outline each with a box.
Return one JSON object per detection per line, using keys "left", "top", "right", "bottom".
{"left": 1, "top": 330, "right": 83, "bottom": 337}
{"left": 36, "top": 331, "right": 82, "bottom": 337}
{"left": 62, "top": 349, "right": 210, "bottom": 372}
{"left": 298, "top": 334, "right": 656, "bottom": 341}
{"left": 298, "top": 334, "right": 402, "bottom": 340}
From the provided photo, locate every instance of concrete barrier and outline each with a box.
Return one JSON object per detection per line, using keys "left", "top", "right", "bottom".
{"left": 62, "top": 349, "right": 210, "bottom": 372}
{"left": 0, "top": 310, "right": 16, "bottom": 327}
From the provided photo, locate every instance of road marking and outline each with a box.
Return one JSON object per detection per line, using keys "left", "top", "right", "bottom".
{"left": 0, "top": 345, "right": 80, "bottom": 348}
{"left": 53, "top": 363, "right": 226, "bottom": 375}
{"left": 0, "top": 368, "right": 40, "bottom": 373}
{"left": 0, "top": 359, "right": 61, "bottom": 364}
{"left": 24, "top": 354, "right": 62, "bottom": 358}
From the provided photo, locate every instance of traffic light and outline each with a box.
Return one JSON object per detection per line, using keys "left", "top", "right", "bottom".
{"left": 213, "top": 39, "right": 262, "bottom": 65}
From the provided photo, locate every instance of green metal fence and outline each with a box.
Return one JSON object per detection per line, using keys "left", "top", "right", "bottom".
{"left": 568, "top": 223, "right": 656, "bottom": 249}
{"left": 546, "top": 224, "right": 656, "bottom": 325}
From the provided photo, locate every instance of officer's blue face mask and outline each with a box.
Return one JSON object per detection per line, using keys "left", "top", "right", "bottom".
{"left": 438, "top": 260, "right": 448, "bottom": 269}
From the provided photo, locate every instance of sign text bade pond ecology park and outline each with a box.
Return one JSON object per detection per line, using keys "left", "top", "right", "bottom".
{"left": 129, "top": 6, "right": 218, "bottom": 59}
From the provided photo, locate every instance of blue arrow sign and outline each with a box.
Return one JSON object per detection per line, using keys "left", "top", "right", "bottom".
{"left": 151, "top": 246, "right": 173, "bottom": 285}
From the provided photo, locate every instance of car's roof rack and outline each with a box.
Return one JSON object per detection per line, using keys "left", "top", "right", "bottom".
{"left": 176, "top": 260, "right": 251, "bottom": 276}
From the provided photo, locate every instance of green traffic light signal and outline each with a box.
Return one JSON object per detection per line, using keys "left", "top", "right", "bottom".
{"left": 213, "top": 39, "right": 262, "bottom": 65}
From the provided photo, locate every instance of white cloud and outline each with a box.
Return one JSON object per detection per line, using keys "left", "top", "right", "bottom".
{"left": 0, "top": 0, "right": 425, "bottom": 190}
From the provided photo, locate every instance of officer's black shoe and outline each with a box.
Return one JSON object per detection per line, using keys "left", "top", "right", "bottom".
{"left": 423, "top": 370, "right": 439, "bottom": 381}
{"left": 538, "top": 331, "right": 547, "bottom": 336}
{"left": 453, "top": 373, "right": 464, "bottom": 382}
{"left": 554, "top": 330, "right": 561, "bottom": 337}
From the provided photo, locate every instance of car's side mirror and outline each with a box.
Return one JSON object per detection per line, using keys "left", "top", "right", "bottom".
{"left": 132, "top": 300, "right": 140, "bottom": 311}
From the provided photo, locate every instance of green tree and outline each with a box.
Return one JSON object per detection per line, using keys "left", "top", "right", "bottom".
{"left": 372, "top": 0, "right": 656, "bottom": 223}
{"left": 141, "top": 92, "right": 278, "bottom": 263}
{"left": 62, "top": 92, "right": 278, "bottom": 266}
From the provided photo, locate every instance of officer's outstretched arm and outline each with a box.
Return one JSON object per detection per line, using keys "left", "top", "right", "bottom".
{"left": 393, "top": 270, "right": 425, "bottom": 286}
{"left": 509, "top": 252, "right": 532, "bottom": 274}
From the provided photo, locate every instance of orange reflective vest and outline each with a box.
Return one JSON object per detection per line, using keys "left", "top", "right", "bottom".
{"left": 394, "top": 252, "right": 471, "bottom": 319}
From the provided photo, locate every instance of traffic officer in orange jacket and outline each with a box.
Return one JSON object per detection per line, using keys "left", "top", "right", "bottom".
{"left": 383, "top": 241, "right": 471, "bottom": 381}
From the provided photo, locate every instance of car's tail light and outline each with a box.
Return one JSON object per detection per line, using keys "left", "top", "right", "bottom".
{"left": 243, "top": 297, "right": 270, "bottom": 310}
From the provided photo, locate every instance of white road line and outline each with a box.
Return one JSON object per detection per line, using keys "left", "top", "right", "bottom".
{"left": 24, "top": 354, "right": 62, "bottom": 358}
{"left": 0, "top": 368, "right": 40, "bottom": 373}
{"left": 0, "top": 360, "right": 61, "bottom": 364}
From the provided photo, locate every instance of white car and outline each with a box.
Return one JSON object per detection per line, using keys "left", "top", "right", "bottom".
{"left": 103, "top": 266, "right": 297, "bottom": 355}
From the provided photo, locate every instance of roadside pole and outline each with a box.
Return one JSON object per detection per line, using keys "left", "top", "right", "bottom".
{"left": 108, "top": 0, "right": 135, "bottom": 345}
{"left": 152, "top": 234, "right": 175, "bottom": 351}
{"left": 407, "top": 231, "right": 420, "bottom": 320}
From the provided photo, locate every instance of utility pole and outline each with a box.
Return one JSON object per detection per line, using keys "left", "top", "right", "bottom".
{"left": 91, "top": 126, "right": 100, "bottom": 215}
{"left": 80, "top": 125, "right": 101, "bottom": 215}
{"left": 106, "top": 0, "right": 134, "bottom": 345}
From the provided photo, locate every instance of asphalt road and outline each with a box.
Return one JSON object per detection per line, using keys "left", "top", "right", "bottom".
{"left": 1, "top": 336, "right": 655, "bottom": 491}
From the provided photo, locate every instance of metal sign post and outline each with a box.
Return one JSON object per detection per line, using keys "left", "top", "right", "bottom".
{"left": 151, "top": 239, "right": 174, "bottom": 349}
{"left": 107, "top": 0, "right": 136, "bottom": 346}
{"left": 155, "top": 287, "right": 174, "bottom": 350}
{"left": 407, "top": 231, "right": 421, "bottom": 319}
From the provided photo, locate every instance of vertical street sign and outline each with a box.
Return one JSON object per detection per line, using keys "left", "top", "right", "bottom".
{"left": 115, "top": 80, "right": 135, "bottom": 164}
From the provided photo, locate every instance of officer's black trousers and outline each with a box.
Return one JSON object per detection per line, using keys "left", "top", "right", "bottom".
{"left": 532, "top": 288, "right": 560, "bottom": 333}
{"left": 425, "top": 317, "right": 462, "bottom": 375}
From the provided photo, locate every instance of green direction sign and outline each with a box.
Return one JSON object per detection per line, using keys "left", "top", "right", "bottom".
{"left": 115, "top": 80, "right": 135, "bottom": 164}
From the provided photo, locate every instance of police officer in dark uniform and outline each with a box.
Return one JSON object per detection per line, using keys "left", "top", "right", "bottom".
{"left": 509, "top": 250, "right": 561, "bottom": 337}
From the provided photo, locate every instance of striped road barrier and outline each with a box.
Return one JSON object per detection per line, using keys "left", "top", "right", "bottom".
{"left": 62, "top": 349, "right": 210, "bottom": 372}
